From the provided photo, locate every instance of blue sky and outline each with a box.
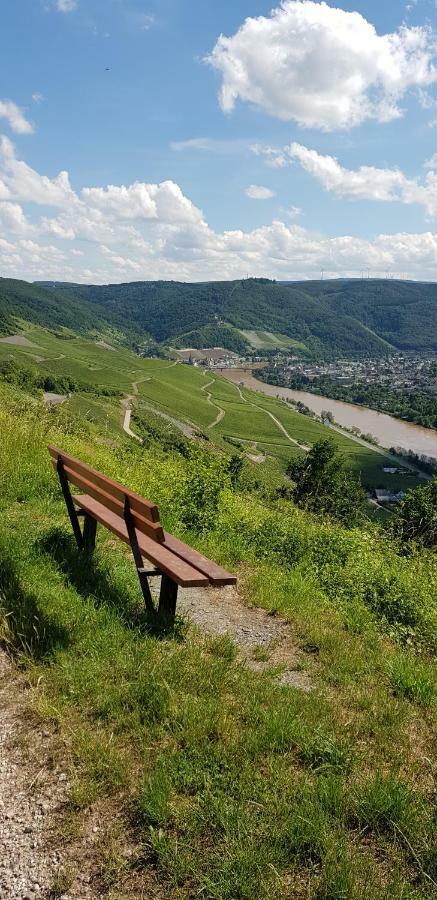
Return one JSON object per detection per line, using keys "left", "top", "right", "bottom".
{"left": 0, "top": 0, "right": 437, "bottom": 282}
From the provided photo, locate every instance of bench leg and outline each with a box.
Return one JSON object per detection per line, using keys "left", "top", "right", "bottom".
{"left": 158, "top": 574, "right": 178, "bottom": 621}
{"left": 57, "top": 457, "right": 84, "bottom": 551}
{"left": 123, "top": 496, "right": 156, "bottom": 618}
{"left": 83, "top": 514, "right": 97, "bottom": 554}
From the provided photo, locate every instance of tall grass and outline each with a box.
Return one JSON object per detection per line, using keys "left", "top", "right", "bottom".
{"left": 0, "top": 381, "right": 436, "bottom": 899}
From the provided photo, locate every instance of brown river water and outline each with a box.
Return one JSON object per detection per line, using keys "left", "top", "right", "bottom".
{"left": 222, "top": 369, "right": 437, "bottom": 459}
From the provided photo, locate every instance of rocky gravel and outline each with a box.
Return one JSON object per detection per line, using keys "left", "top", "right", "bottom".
{"left": 0, "top": 650, "right": 93, "bottom": 900}
{"left": 177, "top": 584, "right": 313, "bottom": 692}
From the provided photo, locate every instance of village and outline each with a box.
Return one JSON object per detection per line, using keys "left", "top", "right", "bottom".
{"left": 266, "top": 353, "right": 437, "bottom": 391}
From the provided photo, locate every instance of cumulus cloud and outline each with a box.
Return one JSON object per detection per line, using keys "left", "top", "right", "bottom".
{"left": 425, "top": 152, "right": 437, "bottom": 168}
{"left": 254, "top": 141, "right": 437, "bottom": 216}
{"left": 206, "top": 0, "right": 437, "bottom": 130}
{"left": 2, "top": 136, "right": 437, "bottom": 282}
{"left": 0, "top": 100, "right": 33, "bottom": 134}
{"left": 0, "top": 135, "right": 74, "bottom": 207}
{"left": 245, "top": 184, "right": 276, "bottom": 199}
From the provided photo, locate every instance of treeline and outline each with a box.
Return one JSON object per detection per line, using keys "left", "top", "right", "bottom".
{"left": 3, "top": 276, "right": 437, "bottom": 358}
{"left": 0, "top": 358, "right": 122, "bottom": 398}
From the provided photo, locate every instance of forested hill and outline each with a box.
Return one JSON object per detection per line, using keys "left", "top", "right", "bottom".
{"left": 2, "top": 276, "right": 437, "bottom": 357}
{"left": 0, "top": 278, "right": 130, "bottom": 340}
{"left": 293, "top": 279, "right": 437, "bottom": 353}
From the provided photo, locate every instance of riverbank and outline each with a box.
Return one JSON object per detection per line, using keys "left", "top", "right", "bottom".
{"left": 222, "top": 369, "right": 437, "bottom": 460}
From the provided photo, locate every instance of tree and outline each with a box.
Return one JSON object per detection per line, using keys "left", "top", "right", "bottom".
{"left": 391, "top": 477, "right": 437, "bottom": 550}
{"left": 286, "top": 438, "right": 368, "bottom": 527}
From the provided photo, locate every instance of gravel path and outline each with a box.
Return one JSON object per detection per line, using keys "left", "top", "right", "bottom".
{"left": 201, "top": 378, "right": 226, "bottom": 430}
{"left": 0, "top": 651, "right": 73, "bottom": 900}
{"left": 0, "top": 650, "right": 165, "bottom": 899}
{"left": 177, "top": 584, "right": 313, "bottom": 692}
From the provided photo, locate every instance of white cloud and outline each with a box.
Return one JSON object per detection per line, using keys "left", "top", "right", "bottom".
{"left": 245, "top": 184, "right": 276, "bottom": 200}
{"left": 0, "top": 201, "right": 31, "bottom": 234}
{"left": 56, "top": 0, "right": 78, "bottom": 12}
{"left": 425, "top": 152, "right": 437, "bottom": 168}
{"left": 0, "top": 100, "right": 33, "bottom": 134}
{"left": 254, "top": 141, "right": 437, "bottom": 216}
{"left": 32, "top": 93, "right": 45, "bottom": 104}
{"left": 171, "top": 137, "right": 249, "bottom": 155}
{"left": 206, "top": 0, "right": 437, "bottom": 130}
{"left": 0, "top": 135, "right": 74, "bottom": 207}
{"left": 82, "top": 180, "right": 203, "bottom": 224}
{"left": 2, "top": 137, "right": 437, "bottom": 282}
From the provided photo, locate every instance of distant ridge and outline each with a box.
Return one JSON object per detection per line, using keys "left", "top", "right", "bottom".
{"left": 1, "top": 275, "right": 435, "bottom": 357}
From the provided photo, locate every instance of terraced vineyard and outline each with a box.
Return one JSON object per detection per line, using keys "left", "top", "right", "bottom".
{"left": 0, "top": 323, "right": 422, "bottom": 492}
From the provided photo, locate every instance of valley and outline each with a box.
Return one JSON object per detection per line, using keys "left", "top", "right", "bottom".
{"left": 0, "top": 323, "right": 423, "bottom": 496}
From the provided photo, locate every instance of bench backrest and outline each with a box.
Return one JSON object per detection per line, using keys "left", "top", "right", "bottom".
{"left": 48, "top": 445, "right": 165, "bottom": 543}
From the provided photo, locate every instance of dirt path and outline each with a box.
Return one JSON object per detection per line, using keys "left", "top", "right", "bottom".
{"left": 234, "top": 382, "right": 309, "bottom": 451}
{"left": 176, "top": 584, "right": 312, "bottom": 692}
{"left": 121, "top": 403, "right": 143, "bottom": 442}
{"left": 201, "top": 377, "right": 226, "bottom": 430}
{"left": 0, "top": 650, "right": 165, "bottom": 899}
{"left": 120, "top": 376, "right": 153, "bottom": 442}
{"left": 0, "top": 650, "right": 82, "bottom": 899}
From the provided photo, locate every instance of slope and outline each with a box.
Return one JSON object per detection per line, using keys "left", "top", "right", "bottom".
{"left": 0, "top": 379, "right": 435, "bottom": 899}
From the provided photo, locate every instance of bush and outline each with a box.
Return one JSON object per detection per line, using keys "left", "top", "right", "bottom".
{"left": 286, "top": 439, "right": 368, "bottom": 527}
{"left": 391, "top": 477, "right": 437, "bottom": 549}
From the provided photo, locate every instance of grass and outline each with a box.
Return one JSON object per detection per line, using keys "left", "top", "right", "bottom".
{"left": 0, "top": 380, "right": 436, "bottom": 898}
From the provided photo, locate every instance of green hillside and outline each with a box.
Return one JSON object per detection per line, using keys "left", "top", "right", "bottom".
{"left": 0, "top": 277, "right": 153, "bottom": 349}
{"left": 41, "top": 277, "right": 393, "bottom": 357}
{"left": 30, "top": 276, "right": 437, "bottom": 357}
{"left": 0, "top": 374, "right": 436, "bottom": 899}
{"left": 297, "top": 279, "right": 437, "bottom": 352}
{"left": 1, "top": 275, "right": 435, "bottom": 357}
{"left": 0, "top": 322, "right": 421, "bottom": 494}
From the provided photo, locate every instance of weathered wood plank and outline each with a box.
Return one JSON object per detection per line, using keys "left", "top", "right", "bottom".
{"left": 50, "top": 458, "right": 164, "bottom": 543}
{"left": 48, "top": 445, "right": 160, "bottom": 523}
{"left": 73, "top": 494, "right": 209, "bottom": 587}
{"left": 163, "top": 532, "right": 236, "bottom": 585}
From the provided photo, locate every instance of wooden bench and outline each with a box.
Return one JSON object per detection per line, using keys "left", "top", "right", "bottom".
{"left": 49, "top": 446, "right": 236, "bottom": 621}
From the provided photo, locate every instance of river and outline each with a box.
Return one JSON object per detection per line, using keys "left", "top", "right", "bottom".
{"left": 221, "top": 369, "right": 437, "bottom": 459}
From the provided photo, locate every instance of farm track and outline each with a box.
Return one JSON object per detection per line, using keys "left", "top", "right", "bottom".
{"left": 233, "top": 381, "right": 309, "bottom": 451}
{"left": 121, "top": 363, "right": 182, "bottom": 442}
{"left": 201, "top": 377, "right": 226, "bottom": 429}
{"left": 0, "top": 650, "right": 163, "bottom": 899}
{"left": 121, "top": 376, "right": 153, "bottom": 442}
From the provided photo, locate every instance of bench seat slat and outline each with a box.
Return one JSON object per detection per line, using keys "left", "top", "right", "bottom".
{"left": 73, "top": 494, "right": 209, "bottom": 588}
{"left": 50, "top": 459, "right": 164, "bottom": 543}
{"left": 163, "top": 532, "right": 236, "bottom": 586}
{"left": 48, "top": 445, "right": 160, "bottom": 523}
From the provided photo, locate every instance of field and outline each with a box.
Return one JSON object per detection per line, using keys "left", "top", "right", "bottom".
{"left": 0, "top": 378, "right": 436, "bottom": 899}
{"left": 0, "top": 323, "right": 424, "bottom": 492}
{"left": 239, "top": 329, "right": 309, "bottom": 352}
